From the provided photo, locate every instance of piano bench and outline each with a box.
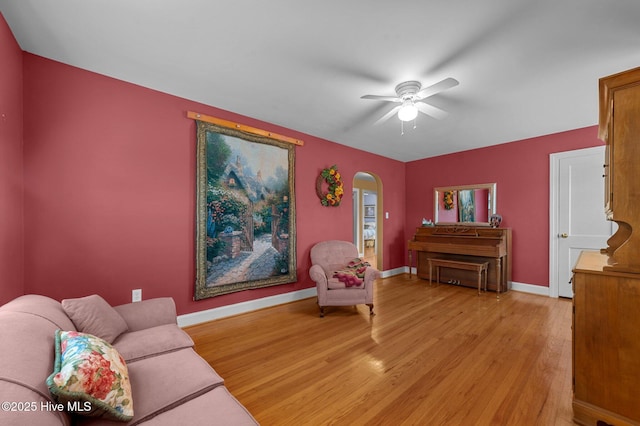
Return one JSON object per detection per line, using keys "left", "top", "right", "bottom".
{"left": 427, "top": 258, "right": 490, "bottom": 296}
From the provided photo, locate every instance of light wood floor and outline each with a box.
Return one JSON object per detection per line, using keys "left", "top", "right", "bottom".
{"left": 185, "top": 274, "right": 575, "bottom": 426}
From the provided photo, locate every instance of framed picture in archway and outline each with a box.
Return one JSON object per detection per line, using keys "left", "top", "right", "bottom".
{"left": 364, "top": 205, "right": 375, "bottom": 218}
{"left": 192, "top": 115, "right": 301, "bottom": 299}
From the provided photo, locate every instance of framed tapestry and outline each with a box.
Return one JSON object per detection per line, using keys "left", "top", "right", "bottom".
{"left": 193, "top": 116, "right": 298, "bottom": 299}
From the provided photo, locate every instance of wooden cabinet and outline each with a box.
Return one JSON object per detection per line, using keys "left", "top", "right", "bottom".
{"left": 598, "top": 66, "right": 640, "bottom": 272}
{"left": 572, "top": 251, "right": 640, "bottom": 425}
{"left": 572, "top": 66, "right": 640, "bottom": 425}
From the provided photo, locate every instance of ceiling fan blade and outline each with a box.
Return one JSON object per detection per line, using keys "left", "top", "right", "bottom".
{"left": 373, "top": 105, "right": 401, "bottom": 125}
{"left": 416, "top": 102, "right": 448, "bottom": 120}
{"left": 361, "top": 94, "right": 402, "bottom": 102}
{"left": 415, "top": 77, "right": 459, "bottom": 100}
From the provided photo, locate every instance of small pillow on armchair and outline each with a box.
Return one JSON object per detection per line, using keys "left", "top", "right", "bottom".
{"left": 62, "top": 295, "right": 128, "bottom": 344}
{"left": 47, "top": 330, "right": 134, "bottom": 421}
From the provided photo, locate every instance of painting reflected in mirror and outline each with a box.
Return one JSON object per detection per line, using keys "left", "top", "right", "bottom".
{"left": 434, "top": 183, "right": 496, "bottom": 226}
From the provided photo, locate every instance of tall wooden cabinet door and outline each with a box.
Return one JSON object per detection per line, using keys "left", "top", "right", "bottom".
{"left": 610, "top": 82, "right": 640, "bottom": 223}
{"left": 598, "top": 67, "right": 640, "bottom": 271}
{"left": 598, "top": 68, "right": 640, "bottom": 220}
{"left": 603, "top": 143, "right": 611, "bottom": 217}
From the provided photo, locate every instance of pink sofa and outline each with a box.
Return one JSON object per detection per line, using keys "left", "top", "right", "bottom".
{"left": 0, "top": 294, "right": 257, "bottom": 425}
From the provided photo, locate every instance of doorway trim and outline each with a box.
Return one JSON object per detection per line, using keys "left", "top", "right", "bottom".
{"left": 549, "top": 145, "right": 604, "bottom": 298}
{"left": 353, "top": 171, "right": 383, "bottom": 271}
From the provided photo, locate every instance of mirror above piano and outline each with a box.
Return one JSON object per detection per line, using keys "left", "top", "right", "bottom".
{"left": 434, "top": 183, "right": 496, "bottom": 226}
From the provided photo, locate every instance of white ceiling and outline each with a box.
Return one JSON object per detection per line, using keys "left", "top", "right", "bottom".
{"left": 2, "top": 1, "right": 639, "bottom": 162}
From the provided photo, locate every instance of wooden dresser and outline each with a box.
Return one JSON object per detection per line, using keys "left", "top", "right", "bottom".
{"left": 572, "top": 251, "right": 640, "bottom": 425}
{"left": 572, "top": 66, "right": 640, "bottom": 425}
{"left": 408, "top": 226, "right": 511, "bottom": 293}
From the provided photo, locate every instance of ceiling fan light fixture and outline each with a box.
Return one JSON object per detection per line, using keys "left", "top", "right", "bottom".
{"left": 398, "top": 100, "right": 418, "bottom": 122}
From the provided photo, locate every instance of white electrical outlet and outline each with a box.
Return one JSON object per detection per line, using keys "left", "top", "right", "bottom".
{"left": 132, "top": 289, "right": 142, "bottom": 303}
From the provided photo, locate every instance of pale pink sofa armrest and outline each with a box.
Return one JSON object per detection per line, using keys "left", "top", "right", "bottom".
{"left": 113, "top": 297, "right": 177, "bottom": 332}
{"left": 364, "top": 267, "right": 381, "bottom": 282}
{"left": 310, "top": 264, "right": 329, "bottom": 300}
{"left": 309, "top": 264, "right": 328, "bottom": 285}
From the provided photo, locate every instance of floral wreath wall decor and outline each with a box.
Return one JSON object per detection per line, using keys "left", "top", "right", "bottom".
{"left": 316, "top": 165, "right": 344, "bottom": 206}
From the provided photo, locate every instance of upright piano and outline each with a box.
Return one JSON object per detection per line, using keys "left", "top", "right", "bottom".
{"left": 408, "top": 226, "right": 512, "bottom": 293}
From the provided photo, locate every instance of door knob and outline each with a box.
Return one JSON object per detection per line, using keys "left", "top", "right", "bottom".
{"left": 560, "top": 233, "right": 568, "bottom": 238}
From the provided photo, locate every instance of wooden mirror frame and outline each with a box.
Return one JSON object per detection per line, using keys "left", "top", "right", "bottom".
{"left": 434, "top": 183, "right": 497, "bottom": 226}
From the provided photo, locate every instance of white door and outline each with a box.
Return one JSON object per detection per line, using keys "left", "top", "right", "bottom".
{"left": 550, "top": 146, "right": 614, "bottom": 298}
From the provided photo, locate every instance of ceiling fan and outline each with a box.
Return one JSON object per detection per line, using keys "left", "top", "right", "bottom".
{"left": 361, "top": 77, "right": 459, "bottom": 126}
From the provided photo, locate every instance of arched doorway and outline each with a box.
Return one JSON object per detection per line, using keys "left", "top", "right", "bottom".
{"left": 352, "top": 172, "right": 383, "bottom": 270}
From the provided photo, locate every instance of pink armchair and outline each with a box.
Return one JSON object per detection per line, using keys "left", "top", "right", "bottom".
{"left": 309, "top": 240, "right": 380, "bottom": 317}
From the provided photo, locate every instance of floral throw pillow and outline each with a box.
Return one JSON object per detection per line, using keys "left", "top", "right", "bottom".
{"left": 46, "top": 330, "right": 134, "bottom": 421}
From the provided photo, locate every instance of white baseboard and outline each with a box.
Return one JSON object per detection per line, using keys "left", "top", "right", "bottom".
{"left": 510, "top": 281, "right": 550, "bottom": 296}
{"left": 381, "top": 267, "right": 406, "bottom": 278}
{"left": 399, "top": 265, "right": 551, "bottom": 297}
{"left": 178, "top": 275, "right": 553, "bottom": 327}
{"left": 178, "top": 266, "right": 406, "bottom": 327}
{"left": 178, "top": 287, "right": 317, "bottom": 327}
{"left": 400, "top": 263, "right": 551, "bottom": 296}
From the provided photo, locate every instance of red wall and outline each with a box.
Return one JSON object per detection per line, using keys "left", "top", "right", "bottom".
{"left": 0, "top": 13, "right": 24, "bottom": 304}
{"left": 4, "top": 14, "right": 608, "bottom": 311}
{"left": 405, "top": 127, "right": 604, "bottom": 288}
{"left": 22, "top": 54, "right": 406, "bottom": 315}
